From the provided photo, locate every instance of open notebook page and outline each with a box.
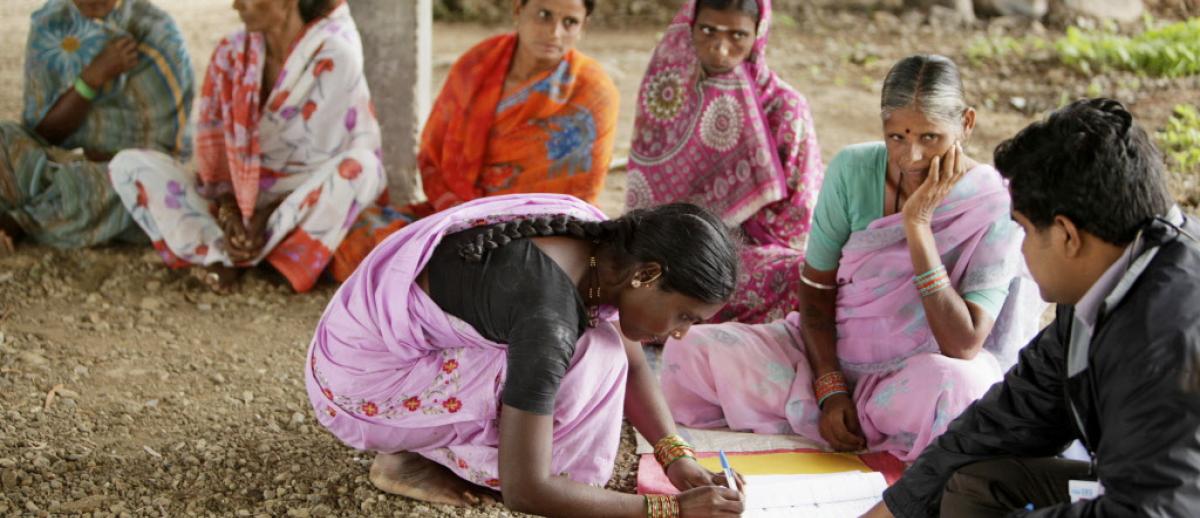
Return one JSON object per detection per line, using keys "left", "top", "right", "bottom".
{"left": 743, "top": 471, "right": 887, "bottom": 518}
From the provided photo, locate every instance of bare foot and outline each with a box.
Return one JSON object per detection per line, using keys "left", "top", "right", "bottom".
{"left": 0, "top": 214, "right": 20, "bottom": 256}
{"left": 191, "top": 265, "right": 240, "bottom": 294}
{"left": 369, "top": 452, "right": 497, "bottom": 507}
{"left": 0, "top": 229, "right": 13, "bottom": 256}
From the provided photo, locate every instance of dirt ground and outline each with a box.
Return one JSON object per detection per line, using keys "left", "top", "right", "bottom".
{"left": 2, "top": 1, "right": 1198, "bottom": 517}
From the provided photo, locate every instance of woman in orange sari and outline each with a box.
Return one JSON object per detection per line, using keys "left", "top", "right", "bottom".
{"left": 332, "top": 0, "right": 618, "bottom": 280}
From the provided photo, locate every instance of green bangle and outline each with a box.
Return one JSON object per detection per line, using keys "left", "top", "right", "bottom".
{"left": 74, "top": 77, "right": 97, "bottom": 101}
{"left": 914, "top": 264, "right": 946, "bottom": 282}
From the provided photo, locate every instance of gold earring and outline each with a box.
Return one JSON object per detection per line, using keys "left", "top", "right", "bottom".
{"left": 631, "top": 279, "right": 642, "bottom": 288}
{"left": 672, "top": 331, "right": 683, "bottom": 339}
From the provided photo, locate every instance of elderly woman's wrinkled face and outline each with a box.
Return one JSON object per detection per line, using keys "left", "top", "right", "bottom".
{"left": 883, "top": 106, "right": 970, "bottom": 187}
{"left": 233, "top": 0, "right": 295, "bottom": 32}
{"left": 692, "top": 7, "right": 757, "bottom": 76}
{"left": 513, "top": 0, "right": 588, "bottom": 64}
{"left": 74, "top": 0, "right": 120, "bottom": 19}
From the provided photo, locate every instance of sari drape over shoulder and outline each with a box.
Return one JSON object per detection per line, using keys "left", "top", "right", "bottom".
{"left": 308, "top": 194, "right": 629, "bottom": 490}
{"left": 661, "top": 165, "right": 1046, "bottom": 461}
{"left": 0, "top": 0, "right": 193, "bottom": 247}
{"left": 330, "top": 33, "right": 619, "bottom": 282}
{"left": 419, "top": 33, "right": 619, "bottom": 211}
{"left": 109, "top": 2, "right": 385, "bottom": 292}
{"left": 626, "top": 0, "right": 824, "bottom": 324}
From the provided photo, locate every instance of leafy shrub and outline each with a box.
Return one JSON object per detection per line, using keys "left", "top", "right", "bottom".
{"left": 1159, "top": 104, "right": 1200, "bottom": 175}
{"left": 965, "top": 35, "right": 1048, "bottom": 65}
{"left": 1055, "top": 18, "right": 1200, "bottom": 78}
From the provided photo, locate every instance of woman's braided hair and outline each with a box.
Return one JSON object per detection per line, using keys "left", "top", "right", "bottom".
{"left": 459, "top": 203, "right": 740, "bottom": 304}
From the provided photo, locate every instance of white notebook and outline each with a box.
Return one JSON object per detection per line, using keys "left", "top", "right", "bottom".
{"left": 742, "top": 471, "right": 887, "bottom": 518}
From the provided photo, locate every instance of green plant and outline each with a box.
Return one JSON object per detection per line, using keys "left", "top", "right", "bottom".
{"left": 1158, "top": 104, "right": 1200, "bottom": 175}
{"left": 1055, "top": 18, "right": 1200, "bottom": 78}
{"left": 964, "top": 35, "right": 1048, "bottom": 66}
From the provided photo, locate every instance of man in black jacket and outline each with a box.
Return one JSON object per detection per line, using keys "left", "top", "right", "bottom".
{"left": 862, "top": 98, "right": 1200, "bottom": 517}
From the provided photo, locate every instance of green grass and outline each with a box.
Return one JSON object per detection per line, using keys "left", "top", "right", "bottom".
{"left": 964, "top": 18, "right": 1200, "bottom": 79}
{"left": 964, "top": 35, "right": 1049, "bottom": 66}
{"left": 1055, "top": 18, "right": 1200, "bottom": 78}
{"left": 1159, "top": 104, "right": 1200, "bottom": 175}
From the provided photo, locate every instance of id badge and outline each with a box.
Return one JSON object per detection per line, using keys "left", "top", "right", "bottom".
{"left": 1068, "top": 480, "right": 1105, "bottom": 503}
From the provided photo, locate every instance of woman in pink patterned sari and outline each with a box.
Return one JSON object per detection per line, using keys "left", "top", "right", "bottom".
{"left": 109, "top": 0, "right": 384, "bottom": 293}
{"left": 626, "top": 0, "right": 824, "bottom": 324}
{"left": 307, "top": 194, "right": 748, "bottom": 515}
{"left": 660, "top": 55, "right": 1046, "bottom": 462}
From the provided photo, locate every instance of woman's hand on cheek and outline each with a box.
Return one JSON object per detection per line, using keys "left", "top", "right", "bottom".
{"left": 901, "top": 142, "right": 966, "bottom": 227}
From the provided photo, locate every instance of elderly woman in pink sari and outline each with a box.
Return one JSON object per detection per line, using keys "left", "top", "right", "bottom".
{"left": 660, "top": 55, "right": 1045, "bottom": 462}
{"left": 626, "top": 0, "right": 824, "bottom": 324}
{"left": 108, "top": 0, "right": 384, "bottom": 293}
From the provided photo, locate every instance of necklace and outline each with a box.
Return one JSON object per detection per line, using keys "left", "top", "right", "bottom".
{"left": 586, "top": 253, "right": 600, "bottom": 327}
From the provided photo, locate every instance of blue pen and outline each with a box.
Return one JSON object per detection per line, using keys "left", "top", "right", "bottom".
{"left": 718, "top": 450, "right": 738, "bottom": 492}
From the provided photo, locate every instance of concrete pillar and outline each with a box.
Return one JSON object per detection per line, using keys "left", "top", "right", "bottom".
{"left": 352, "top": 0, "right": 432, "bottom": 205}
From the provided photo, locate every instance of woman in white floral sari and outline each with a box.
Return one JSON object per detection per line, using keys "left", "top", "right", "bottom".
{"left": 109, "top": 0, "right": 384, "bottom": 293}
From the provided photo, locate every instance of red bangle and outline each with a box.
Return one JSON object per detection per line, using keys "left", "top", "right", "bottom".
{"left": 813, "top": 371, "right": 849, "bottom": 403}
{"left": 653, "top": 434, "right": 696, "bottom": 469}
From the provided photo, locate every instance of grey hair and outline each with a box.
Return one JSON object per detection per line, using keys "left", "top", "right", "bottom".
{"left": 880, "top": 54, "right": 968, "bottom": 125}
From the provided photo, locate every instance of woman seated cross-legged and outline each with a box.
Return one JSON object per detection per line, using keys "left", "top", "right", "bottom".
{"left": 331, "top": 0, "right": 619, "bottom": 281}
{"left": 307, "top": 194, "right": 746, "bottom": 517}
{"left": 108, "top": 0, "right": 385, "bottom": 293}
{"left": 0, "top": 0, "right": 193, "bottom": 253}
{"left": 659, "top": 55, "right": 1046, "bottom": 462}
{"left": 626, "top": 0, "right": 824, "bottom": 324}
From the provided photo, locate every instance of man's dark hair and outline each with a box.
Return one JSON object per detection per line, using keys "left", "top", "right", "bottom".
{"left": 994, "top": 98, "right": 1173, "bottom": 245}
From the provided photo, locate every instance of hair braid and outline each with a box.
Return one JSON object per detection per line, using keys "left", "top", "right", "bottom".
{"left": 458, "top": 215, "right": 622, "bottom": 262}
{"left": 456, "top": 203, "right": 739, "bottom": 304}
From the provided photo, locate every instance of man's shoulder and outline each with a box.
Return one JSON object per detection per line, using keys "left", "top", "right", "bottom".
{"left": 1130, "top": 230, "right": 1200, "bottom": 324}
{"left": 1101, "top": 232, "right": 1200, "bottom": 367}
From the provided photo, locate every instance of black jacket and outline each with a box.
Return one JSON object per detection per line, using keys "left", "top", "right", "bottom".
{"left": 884, "top": 216, "right": 1200, "bottom": 517}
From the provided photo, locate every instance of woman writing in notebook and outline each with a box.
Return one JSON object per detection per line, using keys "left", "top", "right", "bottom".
{"left": 306, "top": 194, "right": 746, "bottom": 517}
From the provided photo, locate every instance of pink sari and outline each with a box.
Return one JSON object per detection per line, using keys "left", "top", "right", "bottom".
{"left": 660, "top": 165, "right": 1045, "bottom": 461}
{"left": 306, "top": 194, "right": 629, "bottom": 489}
{"left": 626, "top": 0, "right": 824, "bottom": 324}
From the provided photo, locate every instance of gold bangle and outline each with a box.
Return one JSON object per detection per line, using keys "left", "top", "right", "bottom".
{"left": 653, "top": 433, "right": 696, "bottom": 468}
{"left": 644, "top": 495, "right": 678, "bottom": 518}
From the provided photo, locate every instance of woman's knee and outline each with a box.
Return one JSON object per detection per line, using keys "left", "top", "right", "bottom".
{"left": 904, "top": 352, "right": 1000, "bottom": 393}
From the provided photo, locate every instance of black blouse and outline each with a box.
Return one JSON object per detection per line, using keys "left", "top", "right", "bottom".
{"left": 426, "top": 227, "right": 588, "bottom": 415}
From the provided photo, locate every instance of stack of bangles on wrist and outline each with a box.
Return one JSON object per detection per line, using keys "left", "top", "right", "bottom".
{"left": 814, "top": 371, "right": 850, "bottom": 409}
{"left": 653, "top": 433, "right": 696, "bottom": 468}
{"left": 914, "top": 264, "right": 950, "bottom": 297}
{"left": 644, "top": 494, "right": 680, "bottom": 518}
